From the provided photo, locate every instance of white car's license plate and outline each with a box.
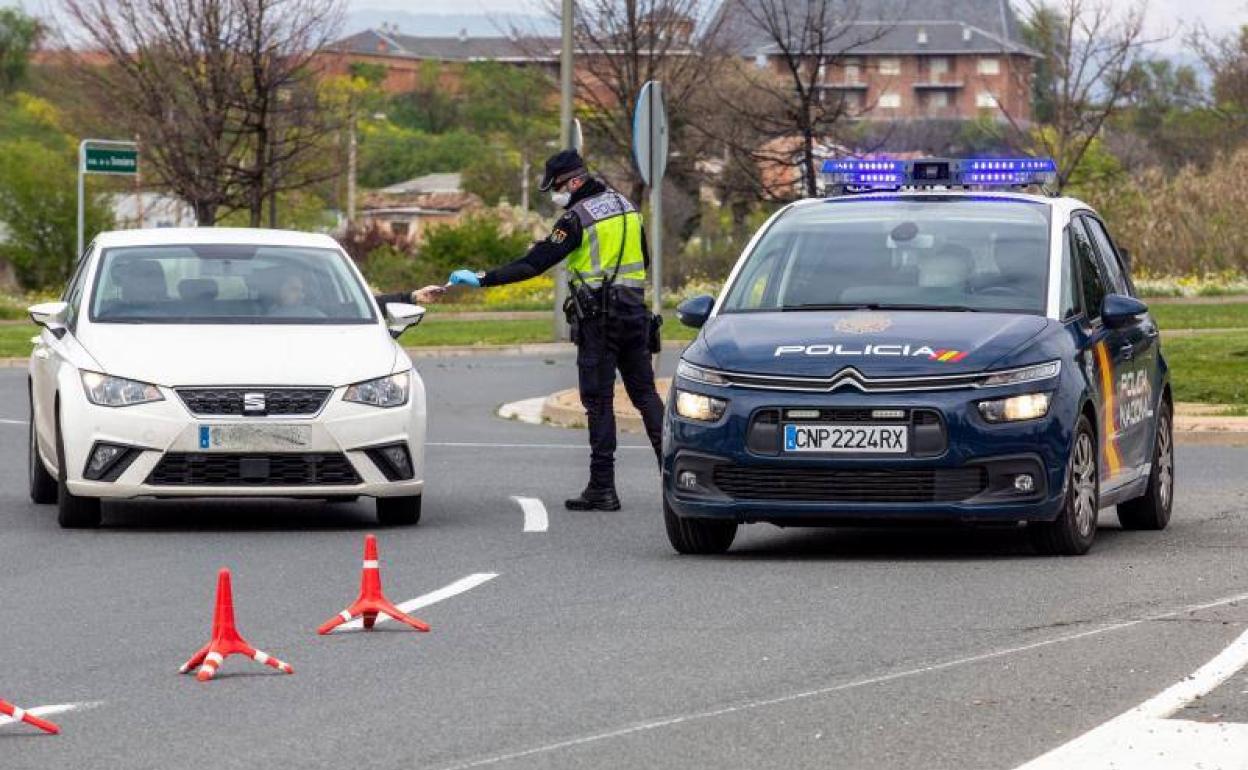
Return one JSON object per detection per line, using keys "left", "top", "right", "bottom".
{"left": 198, "top": 424, "right": 311, "bottom": 451}
{"left": 784, "top": 424, "right": 908, "bottom": 454}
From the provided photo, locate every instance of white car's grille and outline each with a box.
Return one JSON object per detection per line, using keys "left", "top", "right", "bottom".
{"left": 176, "top": 387, "right": 332, "bottom": 416}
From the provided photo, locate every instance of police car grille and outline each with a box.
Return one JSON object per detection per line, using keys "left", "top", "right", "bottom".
{"left": 712, "top": 466, "right": 987, "bottom": 503}
{"left": 176, "top": 388, "right": 331, "bottom": 416}
{"left": 147, "top": 453, "right": 361, "bottom": 486}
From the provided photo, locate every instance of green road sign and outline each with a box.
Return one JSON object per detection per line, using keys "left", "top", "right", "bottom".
{"left": 84, "top": 146, "right": 138, "bottom": 175}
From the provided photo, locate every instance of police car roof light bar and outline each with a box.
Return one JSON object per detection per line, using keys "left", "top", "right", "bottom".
{"left": 819, "top": 157, "right": 1057, "bottom": 196}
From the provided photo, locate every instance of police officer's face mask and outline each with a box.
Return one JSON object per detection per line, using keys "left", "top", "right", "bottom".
{"left": 550, "top": 188, "right": 572, "bottom": 208}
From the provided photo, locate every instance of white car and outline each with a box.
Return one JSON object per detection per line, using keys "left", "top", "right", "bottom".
{"left": 27, "top": 228, "right": 428, "bottom": 528}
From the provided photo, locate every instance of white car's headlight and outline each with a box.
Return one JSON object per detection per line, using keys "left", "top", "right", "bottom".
{"left": 674, "top": 389, "right": 728, "bottom": 422}
{"left": 80, "top": 371, "right": 164, "bottom": 407}
{"left": 980, "top": 360, "right": 1061, "bottom": 387}
{"left": 978, "top": 392, "right": 1052, "bottom": 423}
{"left": 676, "top": 360, "right": 730, "bottom": 386}
{"left": 344, "top": 371, "right": 410, "bottom": 408}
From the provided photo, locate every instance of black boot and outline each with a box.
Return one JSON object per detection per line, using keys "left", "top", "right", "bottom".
{"left": 565, "top": 485, "right": 621, "bottom": 511}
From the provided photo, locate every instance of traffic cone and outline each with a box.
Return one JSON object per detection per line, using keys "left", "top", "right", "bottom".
{"left": 0, "top": 698, "right": 60, "bottom": 734}
{"left": 180, "top": 568, "right": 294, "bottom": 682}
{"left": 317, "top": 534, "right": 431, "bottom": 634}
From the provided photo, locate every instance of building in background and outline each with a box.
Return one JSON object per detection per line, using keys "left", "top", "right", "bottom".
{"left": 357, "top": 173, "right": 480, "bottom": 244}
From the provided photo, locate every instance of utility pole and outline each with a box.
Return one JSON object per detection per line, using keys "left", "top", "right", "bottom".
{"left": 347, "top": 108, "right": 358, "bottom": 224}
{"left": 554, "top": 0, "right": 574, "bottom": 341}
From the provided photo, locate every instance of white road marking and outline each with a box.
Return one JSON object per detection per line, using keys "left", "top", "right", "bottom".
{"left": 0, "top": 418, "right": 27, "bottom": 425}
{"left": 1014, "top": 625, "right": 1248, "bottom": 770}
{"left": 429, "top": 442, "right": 650, "bottom": 450}
{"left": 339, "top": 572, "right": 497, "bottom": 631}
{"left": 434, "top": 590, "right": 1248, "bottom": 770}
{"left": 512, "top": 496, "right": 548, "bottom": 533}
{"left": 0, "top": 701, "right": 100, "bottom": 727}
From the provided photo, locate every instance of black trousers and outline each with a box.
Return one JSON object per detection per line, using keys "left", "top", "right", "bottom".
{"left": 575, "top": 288, "right": 664, "bottom": 489}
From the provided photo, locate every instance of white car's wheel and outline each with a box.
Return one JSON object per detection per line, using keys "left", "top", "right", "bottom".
{"left": 29, "top": 395, "right": 57, "bottom": 505}
{"left": 376, "top": 495, "right": 421, "bottom": 526}
{"left": 55, "top": 407, "right": 102, "bottom": 529}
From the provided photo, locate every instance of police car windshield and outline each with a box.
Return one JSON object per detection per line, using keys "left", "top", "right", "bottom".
{"left": 722, "top": 198, "right": 1051, "bottom": 315}
{"left": 89, "top": 244, "right": 376, "bottom": 324}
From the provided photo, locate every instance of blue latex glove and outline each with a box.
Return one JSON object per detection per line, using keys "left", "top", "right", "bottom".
{"left": 448, "top": 269, "right": 481, "bottom": 288}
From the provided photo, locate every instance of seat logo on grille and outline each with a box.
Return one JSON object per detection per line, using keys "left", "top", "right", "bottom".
{"left": 243, "top": 392, "right": 267, "bottom": 413}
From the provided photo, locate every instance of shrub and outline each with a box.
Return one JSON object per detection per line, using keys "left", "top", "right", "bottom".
{"left": 360, "top": 245, "right": 436, "bottom": 293}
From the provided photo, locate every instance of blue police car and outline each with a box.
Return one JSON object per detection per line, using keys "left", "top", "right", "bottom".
{"left": 664, "top": 158, "right": 1172, "bottom": 556}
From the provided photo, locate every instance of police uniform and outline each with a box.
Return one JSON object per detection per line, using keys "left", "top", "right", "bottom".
{"left": 477, "top": 153, "right": 664, "bottom": 511}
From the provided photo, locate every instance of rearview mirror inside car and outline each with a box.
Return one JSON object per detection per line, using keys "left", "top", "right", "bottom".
{"left": 385, "top": 302, "right": 426, "bottom": 339}
{"left": 1100, "top": 294, "right": 1148, "bottom": 327}
{"left": 676, "top": 294, "right": 715, "bottom": 329}
{"left": 29, "top": 301, "right": 69, "bottom": 339}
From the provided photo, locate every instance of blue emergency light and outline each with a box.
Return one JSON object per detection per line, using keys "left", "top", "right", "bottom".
{"left": 819, "top": 157, "right": 1057, "bottom": 194}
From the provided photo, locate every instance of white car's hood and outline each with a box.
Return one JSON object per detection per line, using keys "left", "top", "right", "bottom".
{"left": 76, "top": 323, "right": 402, "bottom": 387}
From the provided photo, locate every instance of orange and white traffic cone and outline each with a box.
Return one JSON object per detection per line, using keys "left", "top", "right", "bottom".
{"left": 317, "top": 534, "right": 431, "bottom": 634}
{"left": 0, "top": 698, "right": 60, "bottom": 734}
{"left": 180, "top": 568, "right": 294, "bottom": 682}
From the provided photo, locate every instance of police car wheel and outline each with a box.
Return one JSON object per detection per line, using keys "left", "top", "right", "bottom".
{"left": 1117, "top": 401, "right": 1174, "bottom": 531}
{"left": 28, "top": 396, "right": 57, "bottom": 505}
{"left": 376, "top": 494, "right": 422, "bottom": 526}
{"left": 663, "top": 497, "right": 736, "bottom": 555}
{"left": 1030, "top": 415, "right": 1098, "bottom": 556}
{"left": 54, "top": 407, "right": 102, "bottom": 529}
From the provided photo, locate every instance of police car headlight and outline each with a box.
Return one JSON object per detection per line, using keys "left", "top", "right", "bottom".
{"left": 344, "top": 371, "right": 410, "bottom": 408}
{"left": 674, "top": 390, "right": 728, "bottom": 422}
{"left": 978, "top": 392, "right": 1051, "bottom": 423}
{"left": 80, "top": 371, "right": 164, "bottom": 407}
{"left": 676, "top": 360, "right": 729, "bottom": 386}
{"left": 980, "top": 361, "right": 1061, "bottom": 387}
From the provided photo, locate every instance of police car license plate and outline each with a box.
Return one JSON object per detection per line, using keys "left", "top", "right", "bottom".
{"left": 198, "top": 425, "right": 311, "bottom": 451}
{"left": 784, "top": 424, "right": 908, "bottom": 454}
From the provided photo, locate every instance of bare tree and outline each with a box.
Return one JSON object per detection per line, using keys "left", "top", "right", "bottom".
{"left": 1008, "top": 0, "right": 1150, "bottom": 190}
{"left": 58, "top": 0, "right": 343, "bottom": 226}
{"left": 527, "top": 0, "right": 730, "bottom": 201}
{"left": 709, "top": 0, "right": 892, "bottom": 199}
{"left": 1189, "top": 23, "right": 1248, "bottom": 141}
{"left": 233, "top": 0, "right": 345, "bottom": 226}
{"left": 60, "top": 0, "right": 249, "bottom": 224}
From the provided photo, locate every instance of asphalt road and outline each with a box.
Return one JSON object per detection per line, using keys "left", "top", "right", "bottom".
{"left": 1, "top": 352, "right": 1247, "bottom": 769}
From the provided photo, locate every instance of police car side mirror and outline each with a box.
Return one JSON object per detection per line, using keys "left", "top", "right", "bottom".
{"left": 676, "top": 295, "right": 715, "bottom": 329}
{"left": 385, "top": 302, "right": 425, "bottom": 338}
{"left": 29, "top": 301, "right": 69, "bottom": 339}
{"left": 1101, "top": 294, "right": 1148, "bottom": 327}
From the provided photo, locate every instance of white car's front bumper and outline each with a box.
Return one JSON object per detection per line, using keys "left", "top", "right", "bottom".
{"left": 59, "top": 376, "right": 426, "bottom": 500}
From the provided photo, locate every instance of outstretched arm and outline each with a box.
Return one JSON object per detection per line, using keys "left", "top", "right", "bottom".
{"left": 478, "top": 212, "right": 583, "bottom": 288}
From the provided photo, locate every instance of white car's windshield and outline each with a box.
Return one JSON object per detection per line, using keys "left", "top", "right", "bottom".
{"left": 721, "top": 198, "right": 1051, "bottom": 315}
{"left": 88, "top": 244, "right": 376, "bottom": 324}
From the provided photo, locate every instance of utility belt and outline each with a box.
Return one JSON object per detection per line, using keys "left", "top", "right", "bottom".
{"left": 563, "top": 279, "right": 662, "bottom": 353}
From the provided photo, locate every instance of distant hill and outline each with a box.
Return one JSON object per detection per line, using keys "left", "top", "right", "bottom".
{"left": 342, "top": 8, "right": 557, "bottom": 38}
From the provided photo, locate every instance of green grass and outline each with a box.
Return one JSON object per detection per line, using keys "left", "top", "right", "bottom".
{"left": 0, "top": 323, "right": 38, "bottom": 357}
{"left": 1149, "top": 302, "right": 1248, "bottom": 330}
{"left": 1161, "top": 332, "right": 1248, "bottom": 406}
{"left": 400, "top": 312, "right": 698, "bottom": 347}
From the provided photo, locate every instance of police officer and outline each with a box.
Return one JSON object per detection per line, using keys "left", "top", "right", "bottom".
{"left": 446, "top": 150, "right": 664, "bottom": 512}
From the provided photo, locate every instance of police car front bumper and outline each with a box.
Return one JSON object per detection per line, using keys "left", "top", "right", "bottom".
{"left": 662, "top": 380, "right": 1073, "bottom": 526}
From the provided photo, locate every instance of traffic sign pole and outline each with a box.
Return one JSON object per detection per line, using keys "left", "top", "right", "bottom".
{"left": 632, "top": 81, "right": 669, "bottom": 318}
{"left": 77, "top": 139, "right": 139, "bottom": 258}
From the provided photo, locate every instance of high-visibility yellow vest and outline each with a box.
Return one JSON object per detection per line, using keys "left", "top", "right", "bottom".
{"left": 565, "top": 190, "right": 646, "bottom": 288}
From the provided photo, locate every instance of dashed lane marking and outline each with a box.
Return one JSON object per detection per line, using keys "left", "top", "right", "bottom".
{"left": 429, "top": 442, "right": 650, "bottom": 450}
{"left": 339, "top": 572, "right": 498, "bottom": 631}
{"left": 434, "top": 590, "right": 1248, "bottom": 770}
{"left": 0, "top": 418, "right": 27, "bottom": 425}
{"left": 512, "top": 497, "right": 548, "bottom": 532}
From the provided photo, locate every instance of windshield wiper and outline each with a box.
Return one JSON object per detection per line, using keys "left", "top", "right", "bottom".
{"left": 783, "top": 303, "right": 884, "bottom": 312}
{"left": 783, "top": 303, "right": 982, "bottom": 312}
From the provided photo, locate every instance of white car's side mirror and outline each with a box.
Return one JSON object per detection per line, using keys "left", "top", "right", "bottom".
{"left": 385, "top": 302, "right": 426, "bottom": 339}
{"left": 29, "top": 301, "right": 70, "bottom": 339}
